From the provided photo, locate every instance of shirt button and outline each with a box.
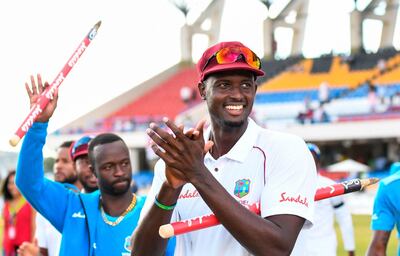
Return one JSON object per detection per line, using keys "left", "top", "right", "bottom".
{"left": 214, "top": 168, "right": 219, "bottom": 172}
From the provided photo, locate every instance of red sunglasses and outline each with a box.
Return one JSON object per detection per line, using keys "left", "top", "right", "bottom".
{"left": 201, "top": 46, "right": 261, "bottom": 72}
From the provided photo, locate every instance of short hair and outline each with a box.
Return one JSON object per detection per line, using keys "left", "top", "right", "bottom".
{"left": 1, "top": 170, "right": 16, "bottom": 201}
{"left": 59, "top": 140, "right": 74, "bottom": 149}
{"left": 88, "top": 133, "right": 126, "bottom": 168}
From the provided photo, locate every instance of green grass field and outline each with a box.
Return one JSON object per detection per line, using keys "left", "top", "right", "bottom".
{"left": 336, "top": 214, "right": 398, "bottom": 255}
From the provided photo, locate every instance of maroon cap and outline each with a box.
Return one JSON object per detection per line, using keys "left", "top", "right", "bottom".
{"left": 69, "top": 135, "right": 93, "bottom": 161}
{"left": 196, "top": 41, "right": 265, "bottom": 82}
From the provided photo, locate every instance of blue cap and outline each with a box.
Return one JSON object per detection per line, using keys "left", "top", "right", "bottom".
{"left": 307, "top": 143, "right": 321, "bottom": 159}
{"left": 69, "top": 135, "right": 94, "bottom": 161}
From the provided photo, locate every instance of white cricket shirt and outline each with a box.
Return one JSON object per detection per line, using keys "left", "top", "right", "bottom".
{"left": 141, "top": 119, "right": 317, "bottom": 256}
{"left": 35, "top": 213, "right": 62, "bottom": 256}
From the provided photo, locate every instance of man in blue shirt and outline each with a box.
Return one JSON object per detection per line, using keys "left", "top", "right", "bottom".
{"left": 15, "top": 74, "right": 145, "bottom": 256}
{"left": 367, "top": 162, "right": 400, "bottom": 256}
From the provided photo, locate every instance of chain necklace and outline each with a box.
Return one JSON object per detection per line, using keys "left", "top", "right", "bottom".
{"left": 100, "top": 193, "right": 137, "bottom": 226}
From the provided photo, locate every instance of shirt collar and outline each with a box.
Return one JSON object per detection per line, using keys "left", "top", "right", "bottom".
{"left": 204, "top": 118, "right": 261, "bottom": 163}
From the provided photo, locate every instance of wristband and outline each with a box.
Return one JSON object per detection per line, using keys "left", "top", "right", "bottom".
{"left": 154, "top": 196, "right": 176, "bottom": 211}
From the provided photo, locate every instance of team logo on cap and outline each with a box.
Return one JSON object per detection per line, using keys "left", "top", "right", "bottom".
{"left": 234, "top": 179, "right": 250, "bottom": 198}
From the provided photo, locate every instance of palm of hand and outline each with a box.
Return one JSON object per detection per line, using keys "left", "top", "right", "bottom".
{"left": 31, "top": 93, "right": 57, "bottom": 123}
{"left": 26, "top": 74, "right": 57, "bottom": 123}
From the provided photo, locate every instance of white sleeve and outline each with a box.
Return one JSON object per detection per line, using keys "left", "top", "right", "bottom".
{"left": 139, "top": 160, "right": 179, "bottom": 222}
{"left": 35, "top": 213, "right": 48, "bottom": 249}
{"left": 260, "top": 135, "right": 317, "bottom": 228}
{"left": 334, "top": 201, "right": 355, "bottom": 251}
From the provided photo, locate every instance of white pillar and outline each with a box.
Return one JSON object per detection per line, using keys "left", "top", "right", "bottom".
{"left": 380, "top": 0, "right": 398, "bottom": 48}
{"left": 350, "top": 9, "right": 362, "bottom": 53}
{"left": 180, "top": 24, "right": 192, "bottom": 62}
{"left": 263, "top": 19, "right": 274, "bottom": 59}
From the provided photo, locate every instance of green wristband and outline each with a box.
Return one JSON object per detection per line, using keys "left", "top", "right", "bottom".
{"left": 154, "top": 196, "right": 176, "bottom": 211}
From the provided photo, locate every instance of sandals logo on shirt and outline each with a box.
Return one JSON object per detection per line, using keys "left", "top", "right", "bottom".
{"left": 234, "top": 179, "right": 250, "bottom": 198}
{"left": 279, "top": 192, "right": 309, "bottom": 207}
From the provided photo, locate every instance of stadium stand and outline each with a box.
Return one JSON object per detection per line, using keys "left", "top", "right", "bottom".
{"left": 310, "top": 54, "right": 333, "bottom": 73}
{"left": 257, "top": 55, "right": 303, "bottom": 84}
{"left": 348, "top": 47, "right": 397, "bottom": 71}
{"left": 108, "top": 66, "right": 200, "bottom": 119}
{"left": 56, "top": 47, "right": 400, "bottom": 134}
{"left": 255, "top": 87, "right": 348, "bottom": 104}
{"left": 246, "top": 47, "right": 400, "bottom": 131}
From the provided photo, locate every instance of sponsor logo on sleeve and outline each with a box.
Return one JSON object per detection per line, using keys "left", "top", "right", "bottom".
{"left": 279, "top": 192, "right": 309, "bottom": 207}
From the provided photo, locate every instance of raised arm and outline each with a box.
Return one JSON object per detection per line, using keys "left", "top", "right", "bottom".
{"left": 15, "top": 74, "right": 70, "bottom": 231}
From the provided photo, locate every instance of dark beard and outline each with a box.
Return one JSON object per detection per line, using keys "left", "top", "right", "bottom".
{"left": 103, "top": 180, "right": 131, "bottom": 196}
{"left": 223, "top": 119, "right": 245, "bottom": 128}
{"left": 109, "top": 186, "right": 130, "bottom": 196}
{"left": 62, "top": 175, "right": 78, "bottom": 185}
{"left": 83, "top": 184, "right": 98, "bottom": 193}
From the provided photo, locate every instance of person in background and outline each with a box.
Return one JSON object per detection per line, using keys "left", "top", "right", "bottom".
{"left": 70, "top": 135, "right": 98, "bottom": 193}
{"left": 318, "top": 81, "right": 330, "bottom": 104}
{"left": 294, "top": 143, "right": 355, "bottom": 256}
{"left": 1, "top": 170, "right": 35, "bottom": 256}
{"left": 18, "top": 140, "right": 79, "bottom": 256}
{"left": 366, "top": 162, "right": 400, "bottom": 255}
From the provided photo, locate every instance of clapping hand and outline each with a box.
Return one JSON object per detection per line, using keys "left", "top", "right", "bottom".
{"left": 148, "top": 118, "right": 212, "bottom": 188}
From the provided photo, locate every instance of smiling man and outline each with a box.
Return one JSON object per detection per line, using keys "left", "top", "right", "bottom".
{"left": 132, "top": 41, "right": 317, "bottom": 256}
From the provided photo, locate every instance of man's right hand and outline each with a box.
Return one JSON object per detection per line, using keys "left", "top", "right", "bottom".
{"left": 161, "top": 120, "right": 213, "bottom": 189}
{"left": 25, "top": 74, "right": 58, "bottom": 123}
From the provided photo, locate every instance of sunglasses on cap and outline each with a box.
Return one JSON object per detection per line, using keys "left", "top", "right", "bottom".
{"left": 202, "top": 46, "right": 261, "bottom": 72}
{"left": 70, "top": 135, "right": 94, "bottom": 160}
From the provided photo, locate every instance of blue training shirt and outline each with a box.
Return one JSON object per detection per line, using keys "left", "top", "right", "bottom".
{"left": 95, "top": 206, "right": 141, "bottom": 256}
{"left": 371, "top": 171, "right": 400, "bottom": 254}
